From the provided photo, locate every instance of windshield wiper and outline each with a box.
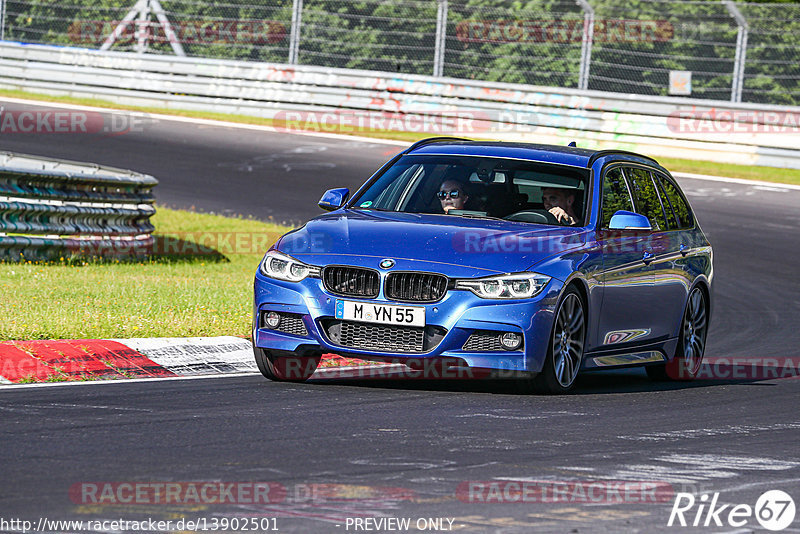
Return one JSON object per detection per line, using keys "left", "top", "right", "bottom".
{"left": 350, "top": 206, "right": 392, "bottom": 212}
{"left": 452, "top": 213, "right": 505, "bottom": 221}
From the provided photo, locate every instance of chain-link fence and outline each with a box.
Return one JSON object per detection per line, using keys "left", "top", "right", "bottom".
{"left": 1, "top": 0, "right": 798, "bottom": 105}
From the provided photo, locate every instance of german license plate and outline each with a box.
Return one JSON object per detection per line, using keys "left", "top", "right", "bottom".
{"left": 335, "top": 300, "right": 425, "bottom": 327}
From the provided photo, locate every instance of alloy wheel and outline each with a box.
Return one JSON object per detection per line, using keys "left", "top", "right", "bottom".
{"left": 552, "top": 292, "right": 585, "bottom": 388}
{"left": 681, "top": 287, "right": 708, "bottom": 377}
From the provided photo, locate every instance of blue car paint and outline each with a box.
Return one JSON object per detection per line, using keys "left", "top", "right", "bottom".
{"left": 253, "top": 140, "right": 713, "bottom": 375}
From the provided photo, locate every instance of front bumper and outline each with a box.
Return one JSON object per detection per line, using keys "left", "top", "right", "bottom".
{"left": 253, "top": 270, "right": 563, "bottom": 374}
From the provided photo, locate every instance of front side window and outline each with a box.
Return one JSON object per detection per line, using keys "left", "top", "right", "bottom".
{"left": 600, "top": 167, "right": 634, "bottom": 229}
{"left": 349, "top": 155, "right": 589, "bottom": 226}
{"left": 625, "top": 167, "right": 666, "bottom": 231}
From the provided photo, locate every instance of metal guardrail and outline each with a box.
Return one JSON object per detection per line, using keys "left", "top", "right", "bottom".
{"left": 0, "top": 151, "right": 157, "bottom": 261}
{"left": 0, "top": 42, "right": 799, "bottom": 169}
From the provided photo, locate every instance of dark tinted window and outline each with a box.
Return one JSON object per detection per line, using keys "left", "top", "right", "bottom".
{"left": 600, "top": 167, "right": 634, "bottom": 228}
{"left": 654, "top": 177, "right": 680, "bottom": 230}
{"left": 625, "top": 167, "right": 665, "bottom": 231}
{"left": 655, "top": 173, "right": 694, "bottom": 229}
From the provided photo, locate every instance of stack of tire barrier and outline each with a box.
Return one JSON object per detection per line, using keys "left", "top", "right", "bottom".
{"left": 0, "top": 151, "right": 157, "bottom": 262}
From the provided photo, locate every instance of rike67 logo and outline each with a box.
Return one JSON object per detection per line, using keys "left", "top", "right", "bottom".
{"left": 668, "top": 490, "right": 796, "bottom": 531}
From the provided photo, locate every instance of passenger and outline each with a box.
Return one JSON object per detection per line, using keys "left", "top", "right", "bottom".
{"left": 437, "top": 179, "right": 470, "bottom": 214}
{"left": 542, "top": 186, "right": 579, "bottom": 225}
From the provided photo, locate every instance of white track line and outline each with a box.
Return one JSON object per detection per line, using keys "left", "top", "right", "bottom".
{"left": 673, "top": 171, "right": 800, "bottom": 191}
{"left": 0, "top": 96, "right": 406, "bottom": 146}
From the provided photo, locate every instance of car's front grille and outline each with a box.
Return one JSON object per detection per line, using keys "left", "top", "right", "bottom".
{"left": 321, "top": 319, "right": 447, "bottom": 354}
{"left": 323, "top": 266, "right": 379, "bottom": 298}
{"left": 385, "top": 272, "right": 448, "bottom": 303}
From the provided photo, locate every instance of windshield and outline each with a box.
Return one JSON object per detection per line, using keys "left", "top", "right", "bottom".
{"left": 349, "top": 154, "right": 590, "bottom": 226}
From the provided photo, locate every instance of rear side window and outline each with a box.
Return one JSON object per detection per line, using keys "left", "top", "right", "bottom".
{"left": 624, "top": 167, "right": 666, "bottom": 231}
{"left": 600, "top": 167, "right": 634, "bottom": 228}
{"left": 655, "top": 173, "right": 694, "bottom": 229}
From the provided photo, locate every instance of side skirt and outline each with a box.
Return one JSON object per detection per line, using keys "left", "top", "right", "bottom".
{"left": 582, "top": 338, "right": 678, "bottom": 371}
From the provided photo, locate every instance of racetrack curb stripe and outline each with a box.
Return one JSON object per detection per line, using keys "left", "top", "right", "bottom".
{"left": 84, "top": 339, "right": 177, "bottom": 378}
{"left": 0, "top": 342, "right": 55, "bottom": 382}
{"left": 0, "top": 336, "right": 397, "bottom": 386}
{"left": 119, "top": 336, "right": 258, "bottom": 375}
{"left": 0, "top": 339, "right": 173, "bottom": 383}
{"left": 19, "top": 340, "right": 126, "bottom": 380}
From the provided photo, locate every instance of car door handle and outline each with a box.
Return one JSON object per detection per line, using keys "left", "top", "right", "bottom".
{"left": 680, "top": 243, "right": 689, "bottom": 256}
{"left": 642, "top": 251, "right": 654, "bottom": 264}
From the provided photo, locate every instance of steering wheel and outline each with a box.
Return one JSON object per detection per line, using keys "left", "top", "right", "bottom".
{"left": 504, "top": 209, "right": 560, "bottom": 225}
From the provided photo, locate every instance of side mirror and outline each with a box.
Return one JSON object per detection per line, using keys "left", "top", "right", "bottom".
{"left": 318, "top": 188, "right": 349, "bottom": 211}
{"left": 608, "top": 210, "right": 652, "bottom": 231}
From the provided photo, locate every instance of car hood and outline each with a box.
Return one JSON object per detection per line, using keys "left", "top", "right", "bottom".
{"left": 278, "top": 210, "right": 588, "bottom": 277}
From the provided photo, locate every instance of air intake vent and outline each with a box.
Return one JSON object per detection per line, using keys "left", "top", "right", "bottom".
{"left": 321, "top": 320, "right": 447, "bottom": 354}
{"left": 261, "top": 312, "right": 308, "bottom": 337}
{"left": 322, "top": 266, "right": 379, "bottom": 298}
{"left": 385, "top": 272, "right": 448, "bottom": 303}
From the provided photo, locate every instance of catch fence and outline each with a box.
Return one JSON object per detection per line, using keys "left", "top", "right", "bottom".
{"left": 0, "top": 0, "right": 797, "bottom": 105}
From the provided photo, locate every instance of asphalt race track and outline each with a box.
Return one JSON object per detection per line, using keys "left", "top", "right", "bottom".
{"left": 2, "top": 101, "right": 800, "bottom": 533}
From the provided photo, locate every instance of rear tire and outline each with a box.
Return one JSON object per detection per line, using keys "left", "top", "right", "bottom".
{"left": 253, "top": 346, "right": 320, "bottom": 382}
{"left": 646, "top": 287, "right": 708, "bottom": 381}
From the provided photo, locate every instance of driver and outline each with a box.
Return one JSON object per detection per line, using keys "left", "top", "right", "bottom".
{"left": 542, "top": 186, "right": 579, "bottom": 225}
{"left": 437, "top": 179, "right": 469, "bottom": 214}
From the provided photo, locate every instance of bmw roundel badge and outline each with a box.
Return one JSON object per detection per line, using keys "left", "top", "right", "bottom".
{"left": 379, "top": 259, "right": 395, "bottom": 269}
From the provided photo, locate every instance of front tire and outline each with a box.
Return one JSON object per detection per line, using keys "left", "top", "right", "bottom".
{"left": 253, "top": 346, "right": 320, "bottom": 382}
{"left": 530, "top": 287, "right": 586, "bottom": 394}
{"left": 646, "top": 286, "right": 708, "bottom": 381}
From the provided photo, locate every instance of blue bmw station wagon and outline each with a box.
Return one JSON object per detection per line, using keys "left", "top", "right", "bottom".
{"left": 252, "top": 138, "right": 712, "bottom": 393}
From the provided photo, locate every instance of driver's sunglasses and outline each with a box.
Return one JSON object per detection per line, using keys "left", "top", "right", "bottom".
{"left": 437, "top": 190, "right": 461, "bottom": 200}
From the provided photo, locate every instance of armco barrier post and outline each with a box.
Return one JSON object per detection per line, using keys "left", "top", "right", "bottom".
{"left": 576, "top": 0, "right": 594, "bottom": 91}
{"left": 433, "top": 0, "right": 447, "bottom": 77}
{"left": 289, "top": 0, "right": 303, "bottom": 65}
{"left": 0, "top": 0, "right": 6, "bottom": 42}
{"left": 723, "top": 0, "right": 748, "bottom": 103}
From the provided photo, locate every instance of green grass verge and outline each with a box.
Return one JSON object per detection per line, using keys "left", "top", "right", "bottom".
{"left": 0, "top": 207, "right": 292, "bottom": 340}
{"left": 2, "top": 88, "right": 799, "bottom": 185}
{"left": 657, "top": 157, "right": 800, "bottom": 185}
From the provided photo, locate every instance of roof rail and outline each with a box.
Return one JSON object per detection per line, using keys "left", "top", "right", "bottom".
{"left": 588, "top": 150, "right": 660, "bottom": 167}
{"left": 404, "top": 136, "right": 473, "bottom": 153}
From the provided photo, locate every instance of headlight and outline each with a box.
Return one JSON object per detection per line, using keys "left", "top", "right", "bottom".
{"left": 259, "top": 250, "right": 320, "bottom": 282}
{"left": 454, "top": 272, "right": 550, "bottom": 299}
